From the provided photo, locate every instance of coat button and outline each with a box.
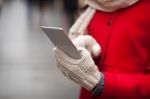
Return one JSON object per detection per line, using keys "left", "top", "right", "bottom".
{"left": 107, "top": 19, "right": 112, "bottom": 26}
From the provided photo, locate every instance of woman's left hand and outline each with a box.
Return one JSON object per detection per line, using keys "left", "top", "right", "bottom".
{"left": 53, "top": 47, "right": 101, "bottom": 91}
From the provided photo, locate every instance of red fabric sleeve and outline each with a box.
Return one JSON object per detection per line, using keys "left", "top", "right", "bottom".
{"left": 97, "top": 72, "right": 150, "bottom": 99}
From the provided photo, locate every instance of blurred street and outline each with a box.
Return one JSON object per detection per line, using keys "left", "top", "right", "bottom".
{"left": 0, "top": 0, "right": 79, "bottom": 99}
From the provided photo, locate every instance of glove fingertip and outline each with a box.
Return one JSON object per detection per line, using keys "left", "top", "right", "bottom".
{"left": 52, "top": 47, "right": 57, "bottom": 52}
{"left": 53, "top": 47, "right": 62, "bottom": 55}
{"left": 92, "top": 44, "right": 101, "bottom": 57}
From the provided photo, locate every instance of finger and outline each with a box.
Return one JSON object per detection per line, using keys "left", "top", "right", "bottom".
{"left": 83, "top": 35, "right": 101, "bottom": 57}
{"left": 72, "top": 35, "right": 86, "bottom": 48}
{"left": 73, "top": 35, "right": 101, "bottom": 57}
{"left": 53, "top": 47, "right": 68, "bottom": 59}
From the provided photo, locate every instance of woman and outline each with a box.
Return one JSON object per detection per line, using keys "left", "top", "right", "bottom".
{"left": 53, "top": 0, "right": 150, "bottom": 99}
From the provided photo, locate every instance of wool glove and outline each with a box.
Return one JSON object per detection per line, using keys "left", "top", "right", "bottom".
{"left": 72, "top": 35, "right": 101, "bottom": 57}
{"left": 53, "top": 47, "right": 101, "bottom": 91}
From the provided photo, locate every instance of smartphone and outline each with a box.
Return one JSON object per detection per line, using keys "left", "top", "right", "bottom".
{"left": 41, "top": 26, "right": 81, "bottom": 59}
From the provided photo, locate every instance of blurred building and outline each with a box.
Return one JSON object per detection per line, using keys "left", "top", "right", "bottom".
{"left": 62, "top": 0, "right": 79, "bottom": 26}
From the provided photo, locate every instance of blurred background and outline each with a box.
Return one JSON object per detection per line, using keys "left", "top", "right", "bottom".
{"left": 0, "top": 0, "right": 85, "bottom": 99}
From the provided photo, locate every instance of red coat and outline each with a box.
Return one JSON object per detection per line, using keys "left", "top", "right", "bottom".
{"left": 79, "top": 0, "right": 150, "bottom": 99}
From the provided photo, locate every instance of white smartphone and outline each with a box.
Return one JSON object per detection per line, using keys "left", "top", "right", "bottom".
{"left": 41, "top": 26, "right": 81, "bottom": 59}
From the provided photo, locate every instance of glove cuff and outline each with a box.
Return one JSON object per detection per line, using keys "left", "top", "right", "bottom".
{"left": 91, "top": 72, "right": 104, "bottom": 96}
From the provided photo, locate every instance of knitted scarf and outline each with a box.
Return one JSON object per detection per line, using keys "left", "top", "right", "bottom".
{"left": 69, "top": 0, "right": 139, "bottom": 39}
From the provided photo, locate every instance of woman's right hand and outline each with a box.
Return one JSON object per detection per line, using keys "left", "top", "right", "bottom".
{"left": 72, "top": 35, "right": 101, "bottom": 57}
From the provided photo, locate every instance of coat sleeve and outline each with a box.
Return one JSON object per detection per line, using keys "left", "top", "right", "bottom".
{"left": 97, "top": 70, "right": 150, "bottom": 99}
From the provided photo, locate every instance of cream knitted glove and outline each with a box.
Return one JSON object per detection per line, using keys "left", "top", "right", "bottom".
{"left": 53, "top": 47, "right": 101, "bottom": 91}
{"left": 72, "top": 35, "right": 101, "bottom": 57}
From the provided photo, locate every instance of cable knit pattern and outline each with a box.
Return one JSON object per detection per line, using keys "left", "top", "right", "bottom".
{"left": 53, "top": 47, "right": 101, "bottom": 90}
